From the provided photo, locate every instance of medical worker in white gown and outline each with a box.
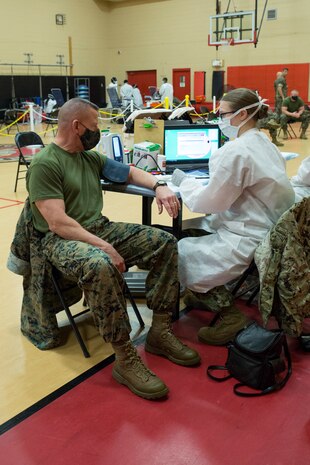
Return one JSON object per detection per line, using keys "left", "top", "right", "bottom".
{"left": 172, "top": 88, "right": 295, "bottom": 345}
{"left": 159, "top": 77, "right": 174, "bottom": 109}
{"left": 290, "top": 156, "right": 310, "bottom": 202}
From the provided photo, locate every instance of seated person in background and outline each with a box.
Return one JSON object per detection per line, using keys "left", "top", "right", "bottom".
{"left": 43, "top": 93, "right": 57, "bottom": 114}
{"left": 290, "top": 156, "right": 310, "bottom": 201}
{"left": 171, "top": 88, "right": 295, "bottom": 346}
{"left": 280, "top": 89, "right": 310, "bottom": 140}
{"left": 120, "top": 80, "right": 133, "bottom": 107}
{"left": 26, "top": 98, "right": 200, "bottom": 400}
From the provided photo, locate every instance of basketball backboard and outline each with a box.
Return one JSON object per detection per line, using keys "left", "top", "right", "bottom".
{"left": 209, "top": 10, "right": 256, "bottom": 46}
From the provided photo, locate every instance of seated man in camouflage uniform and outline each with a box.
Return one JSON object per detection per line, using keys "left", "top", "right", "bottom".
{"left": 26, "top": 97, "right": 200, "bottom": 400}
{"left": 280, "top": 89, "right": 310, "bottom": 140}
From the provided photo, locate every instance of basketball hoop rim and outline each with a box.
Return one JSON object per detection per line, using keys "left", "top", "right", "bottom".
{"left": 220, "top": 38, "right": 235, "bottom": 46}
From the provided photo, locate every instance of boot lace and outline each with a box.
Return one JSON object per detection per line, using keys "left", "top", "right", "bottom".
{"left": 161, "top": 318, "right": 187, "bottom": 350}
{"left": 124, "top": 343, "right": 155, "bottom": 378}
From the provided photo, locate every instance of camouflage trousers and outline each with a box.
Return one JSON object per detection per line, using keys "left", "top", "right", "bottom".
{"left": 42, "top": 216, "right": 179, "bottom": 342}
{"left": 181, "top": 228, "right": 234, "bottom": 311}
{"left": 274, "top": 97, "right": 284, "bottom": 116}
{"left": 257, "top": 111, "right": 279, "bottom": 139}
{"left": 187, "top": 286, "right": 234, "bottom": 312}
{"left": 279, "top": 113, "right": 310, "bottom": 131}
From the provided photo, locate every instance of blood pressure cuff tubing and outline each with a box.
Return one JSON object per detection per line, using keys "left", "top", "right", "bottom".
{"left": 101, "top": 157, "right": 130, "bottom": 184}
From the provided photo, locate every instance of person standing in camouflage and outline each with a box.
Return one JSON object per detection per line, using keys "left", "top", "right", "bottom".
{"left": 26, "top": 97, "right": 200, "bottom": 400}
{"left": 274, "top": 68, "right": 288, "bottom": 116}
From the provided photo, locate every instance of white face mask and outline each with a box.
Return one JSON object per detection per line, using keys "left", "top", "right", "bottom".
{"left": 218, "top": 100, "right": 264, "bottom": 140}
{"left": 218, "top": 118, "right": 239, "bottom": 140}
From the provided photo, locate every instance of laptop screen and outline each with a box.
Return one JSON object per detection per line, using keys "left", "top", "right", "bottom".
{"left": 164, "top": 124, "right": 221, "bottom": 171}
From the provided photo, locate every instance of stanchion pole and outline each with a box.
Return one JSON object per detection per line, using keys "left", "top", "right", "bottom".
{"left": 164, "top": 96, "right": 169, "bottom": 109}
{"left": 28, "top": 102, "right": 35, "bottom": 131}
{"left": 212, "top": 96, "right": 216, "bottom": 114}
{"left": 185, "top": 94, "right": 190, "bottom": 107}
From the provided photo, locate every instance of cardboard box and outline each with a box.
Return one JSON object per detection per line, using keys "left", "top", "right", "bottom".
{"left": 132, "top": 141, "right": 161, "bottom": 171}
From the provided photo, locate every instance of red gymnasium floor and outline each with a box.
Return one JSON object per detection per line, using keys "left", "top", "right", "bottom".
{"left": 0, "top": 304, "right": 309, "bottom": 465}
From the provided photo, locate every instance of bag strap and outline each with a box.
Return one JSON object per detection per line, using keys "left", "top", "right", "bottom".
{"left": 233, "top": 336, "right": 292, "bottom": 397}
{"left": 207, "top": 365, "right": 233, "bottom": 382}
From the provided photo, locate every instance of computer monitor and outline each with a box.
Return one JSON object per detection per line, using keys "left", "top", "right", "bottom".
{"left": 163, "top": 123, "right": 221, "bottom": 172}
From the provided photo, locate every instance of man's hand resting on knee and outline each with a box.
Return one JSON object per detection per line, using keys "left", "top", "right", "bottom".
{"left": 99, "top": 242, "right": 126, "bottom": 273}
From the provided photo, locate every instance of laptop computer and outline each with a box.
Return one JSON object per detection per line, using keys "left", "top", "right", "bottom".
{"left": 163, "top": 123, "right": 221, "bottom": 175}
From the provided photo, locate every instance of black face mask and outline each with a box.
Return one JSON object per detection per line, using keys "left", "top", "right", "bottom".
{"left": 291, "top": 96, "right": 298, "bottom": 101}
{"left": 79, "top": 124, "right": 101, "bottom": 150}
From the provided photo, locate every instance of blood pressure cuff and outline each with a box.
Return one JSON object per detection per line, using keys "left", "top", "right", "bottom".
{"left": 101, "top": 157, "right": 130, "bottom": 184}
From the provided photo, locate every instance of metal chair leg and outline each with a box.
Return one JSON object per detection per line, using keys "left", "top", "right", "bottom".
{"left": 124, "top": 280, "right": 145, "bottom": 328}
{"left": 50, "top": 269, "right": 91, "bottom": 358}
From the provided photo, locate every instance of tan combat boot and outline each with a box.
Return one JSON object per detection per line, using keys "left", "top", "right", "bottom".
{"left": 112, "top": 340, "right": 169, "bottom": 399}
{"left": 272, "top": 137, "right": 284, "bottom": 147}
{"left": 267, "top": 119, "right": 280, "bottom": 129}
{"left": 282, "top": 129, "right": 288, "bottom": 140}
{"left": 145, "top": 313, "right": 201, "bottom": 366}
{"left": 198, "top": 304, "right": 249, "bottom": 346}
{"left": 300, "top": 130, "right": 308, "bottom": 140}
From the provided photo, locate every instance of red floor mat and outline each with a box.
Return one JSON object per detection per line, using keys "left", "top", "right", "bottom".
{"left": 0, "top": 303, "right": 309, "bottom": 465}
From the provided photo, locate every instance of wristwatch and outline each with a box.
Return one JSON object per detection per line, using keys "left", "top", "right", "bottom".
{"left": 152, "top": 180, "right": 168, "bottom": 191}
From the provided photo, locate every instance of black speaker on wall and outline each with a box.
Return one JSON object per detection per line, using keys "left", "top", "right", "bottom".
{"left": 212, "top": 71, "right": 225, "bottom": 100}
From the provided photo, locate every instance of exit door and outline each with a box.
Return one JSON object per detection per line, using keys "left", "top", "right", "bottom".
{"left": 127, "top": 70, "right": 157, "bottom": 103}
{"left": 172, "top": 68, "right": 191, "bottom": 101}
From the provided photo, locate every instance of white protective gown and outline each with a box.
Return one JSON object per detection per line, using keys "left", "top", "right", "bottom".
{"left": 159, "top": 82, "right": 173, "bottom": 108}
{"left": 290, "top": 156, "right": 310, "bottom": 202}
{"left": 120, "top": 83, "right": 133, "bottom": 106}
{"left": 178, "top": 128, "right": 295, "bottom": 293}
{"left": 132, "top": 87, "right": 143, "bottom": 108}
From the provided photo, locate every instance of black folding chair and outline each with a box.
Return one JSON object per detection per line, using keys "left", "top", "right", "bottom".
{"left": 3, "top": 109, "right": 20, "bottom": 134}
{"left": 50, "top": 265, "right": 145, "bottom": 358}
{"left": 14, "top": 131, "right": 44, "bottom": 192}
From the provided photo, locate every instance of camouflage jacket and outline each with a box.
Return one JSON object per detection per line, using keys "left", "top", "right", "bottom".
{"left": 255, "top": 197, "right": 310, "bottom": 336}
{"left": 7, "top": 198, "right": 82, "bottom": 350}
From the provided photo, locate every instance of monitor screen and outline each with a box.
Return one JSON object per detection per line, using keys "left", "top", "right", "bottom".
{"left": 164, "top": 124, "right": 221, "bottom": 170}
{"left": 112, "top": 135, "right": 123, "bottom": 163}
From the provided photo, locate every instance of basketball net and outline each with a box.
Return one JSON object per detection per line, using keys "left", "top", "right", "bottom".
{"left": 222, "top": 37, "right": 235, "bottom": 47}
{"left": 220, "top": 37, "right": 234, "bottom": 53}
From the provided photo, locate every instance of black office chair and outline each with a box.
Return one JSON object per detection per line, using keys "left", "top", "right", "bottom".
{"left": 106, "top": 87, "right": 128, "bottom": 123}
{"left": 50, "top": 264, "right": 145, "bottom": 358}
{"left": 14, "top": 131, "right": 44, "bottom": 192}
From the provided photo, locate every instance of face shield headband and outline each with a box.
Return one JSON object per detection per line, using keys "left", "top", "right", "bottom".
{"left": 229, "top": 97, "right": 269, "bottom": 123}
